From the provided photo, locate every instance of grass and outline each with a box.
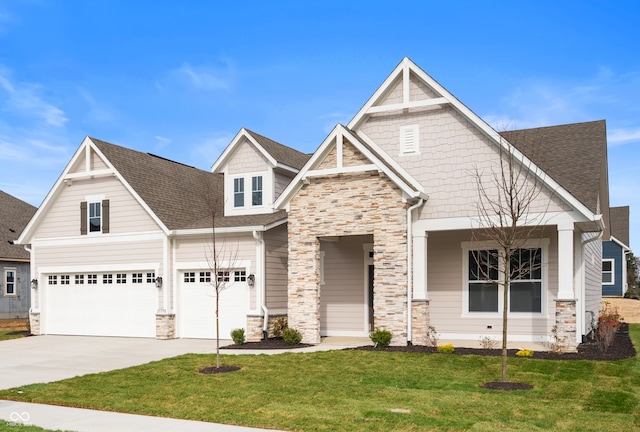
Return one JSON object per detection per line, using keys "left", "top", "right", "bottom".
{"left": 0, "top": 330, "right": 27, "bottom": 341}
{"left": 0, "top": 325, "right": 639, "bottom": 431}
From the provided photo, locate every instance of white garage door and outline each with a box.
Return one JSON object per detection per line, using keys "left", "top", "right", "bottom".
{"left": 179, "top": 270, "right": 248, "bottom": 339}
{"left": 44, "top": 272, "right": 157, "bottom": 337}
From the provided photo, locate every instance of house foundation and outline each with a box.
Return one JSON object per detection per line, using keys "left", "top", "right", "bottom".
{"left": 29, "top": 311, "right": 40, "bottom": 335}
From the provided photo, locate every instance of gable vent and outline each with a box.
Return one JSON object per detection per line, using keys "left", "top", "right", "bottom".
{"left": 400, "top": 124, "right": 419, "bottom": 154}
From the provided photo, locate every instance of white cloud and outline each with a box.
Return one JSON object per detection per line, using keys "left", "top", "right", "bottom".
{"left": 0, "top": 68, "right": 68, "bottom": 127}
{"left": 77, "top": 87, "right": 115, "bottom": 123}
{"left": 189, "top": 132, "right": 235, "bottom": 169}
{"left": 164, "top": 59, "right": 236, "bottom": 92}
{"left": 608, "top": 128, "right": 640, "bottom": 146}
{"left": 154, "top": 135, "right": 172, "bottom": 144}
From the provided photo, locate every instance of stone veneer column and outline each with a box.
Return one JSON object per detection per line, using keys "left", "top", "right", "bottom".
{"left": 155, "top": 313, "right": 175, "bottom": 339}
{"left": 29, "top": 311, "right": 41, "bottom": 335}
{"left": 288, "top": 236, "right": 321, "bottom": 344}
{"left": 555, "top": 300, "right": 577, "bottom": 352}
{"left": 411, "top": 300, "right": 430, "bottom": 346}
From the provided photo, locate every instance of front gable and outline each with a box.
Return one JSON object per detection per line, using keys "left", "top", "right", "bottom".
{"left": 18, "top": 137, "right": 166, "bottom": 244}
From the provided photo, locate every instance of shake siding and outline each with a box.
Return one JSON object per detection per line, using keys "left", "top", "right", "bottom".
{"left": 584, "top": 234, "right": 602, "bottom": 330}
{"left": 36, "top": 239, "right": 163, "bottom": 268}
{"left": 34, "top": 175, "right": 159, "bottom": 239}
{"left": 409, "top": 71, "right": 441, "bottom": 99}
{"left": 375, "top": 76, "right": 402, "bottom": 105}
{"left": 227, "top": 139, "right": 270, "bottom": 175}
{"left": 264, "top": 224, "right": 288, "bottom": 309}
{"left": 320, "top": 236, "right": 367, "bottom": 333}
{"left": 358, "top": 106, "right": 568, "bottom": 220}
{"left": 426, "top": 229, "right": 558, "bottom": 339}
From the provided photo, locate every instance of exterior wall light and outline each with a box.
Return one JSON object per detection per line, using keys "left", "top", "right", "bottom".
{"left": 155, "top": 276, "right": 163, "bottom": 289}
{"left": 247, "top": 274, "right": 255, "bottom": 287}
{"left": 31, "top": 279, "right": 38, "bottom": 289}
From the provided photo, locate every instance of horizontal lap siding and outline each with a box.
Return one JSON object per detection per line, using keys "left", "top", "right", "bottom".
{"left": 320, "top": 236, "right": 366, "bottom": 333}
{"left": 264, "top": 224, "right": 288, "bottom": 310}
{"left": 35, "top": 176, "right": 159, "bottom": 239}
{"left": 36, "top": 240, "right": 164, "bottom": 268}
{"left": 427, "top": 229, "right": 557, "bottom": 339}
{"left": 584, "top": 235, "right": 603, "bottom": 328}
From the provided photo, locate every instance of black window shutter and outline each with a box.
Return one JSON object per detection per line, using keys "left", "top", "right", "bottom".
{"left": 80, "top": 202, "right": 87, "bottom": 235}
{"left": 102, "top": 199, "right": 110, "bottom": 233}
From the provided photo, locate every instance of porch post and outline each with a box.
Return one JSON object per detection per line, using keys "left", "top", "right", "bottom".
{"left": 555, "top": 225, "right": 577, "bottom": 352}
{"left": 411, "top": 232, "right": 430, "bottom": 345}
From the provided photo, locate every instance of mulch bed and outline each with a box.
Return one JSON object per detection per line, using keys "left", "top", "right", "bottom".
{"left": 221, "top": 337, "right": 313, "bottom": 350}
{"left": 347, "top": 322, "right": 636, "bottom": 361}
{"left": 199, "top": 365, "right": 242, "bottom": 374}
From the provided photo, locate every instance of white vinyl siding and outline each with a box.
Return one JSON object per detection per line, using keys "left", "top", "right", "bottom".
{"left": 264, "top": 224, "right": 288, "bottom": 310}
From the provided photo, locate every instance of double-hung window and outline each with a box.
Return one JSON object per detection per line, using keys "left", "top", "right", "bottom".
{"left": 468, "top": 250, "right": 499, "bottom": 312}
{"left": 89, "top": 202, "right": 101, "bottom": 232}
{"left": 509, "top": 248, "right": 542, "bottom": 313}
{"left": 602, "top": 259, "right": 614, "bottom": 285}
{"left": 234, "top": 178, "right": 244, "bottom": 207}
{"left": 4, "top": 269, "right": 16, "bottom": 296}
{"left": 252, "top": 176, "right": 263, "bottom": 206}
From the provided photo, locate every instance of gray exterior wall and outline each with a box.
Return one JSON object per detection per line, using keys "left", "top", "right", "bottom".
{"left": 0, "top": 262, "right": 30, "bottom": 319}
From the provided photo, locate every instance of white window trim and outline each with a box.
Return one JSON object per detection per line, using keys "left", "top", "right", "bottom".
{"left": 399, "top": 124, "right": 420, "bottom": 155}
{"left": 86, "top": 194, "right": 105, "bottom": 236}
{"left": 225, "top": 170, "right": 272, "bottom": 216}
{"left": 3, "top": 268, "right": 17, "bottom": 297}
{"left": 461, "top": 239, "right": 549, "bottom": 318}
{"left": 602, "top": 258, "right": 615, "bottom": 285}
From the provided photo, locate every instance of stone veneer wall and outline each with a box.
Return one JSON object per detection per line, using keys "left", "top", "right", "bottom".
{"left": 411, "top": 300, "right": 430, "bottom": 346}
{"left": 155, "top": 313, "right": 175, "bottom": 340}
{"left": 288, "top": 170, "right": 409, "bottom": 345}
{"left": 555, "top": 300, "right": 577, "bottom": 352}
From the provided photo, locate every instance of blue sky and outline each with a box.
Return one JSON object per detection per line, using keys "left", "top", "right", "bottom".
{"left": 1, "top": 1, "right": 638, "bottom": 250}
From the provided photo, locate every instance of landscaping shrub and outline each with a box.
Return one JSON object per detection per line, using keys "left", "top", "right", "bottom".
{"left": 426, "top": 325, "right": 439, "bottom": 347}
{"left": 370, "top": 328, "right": 392, "bottom": 347}
{"left": 516, "top": 349, "right": 533, "bottom": 358}
{"left": 230, "top": 328, "right": 245, "bottom": 345}
{"left": 596, "top": 303, "right": 622, "bottom": 353}
{"left": 282, "top": 327, "right": 302, "bottom": 345}
{"left": 437, "top": 343, "right": 455, "bottom": 353}
{"left": 272, "top": 317, "right": 288, "bottom": 337}
{"left": 479, "top": 335, "right": 498, "bottom": 349}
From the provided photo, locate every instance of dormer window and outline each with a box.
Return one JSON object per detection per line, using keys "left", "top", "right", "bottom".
{"left": 234, "top": 178, "right": 245, "bottom": 207}
{"left": 252, "top": 176, "right": 263, "bottom": 206}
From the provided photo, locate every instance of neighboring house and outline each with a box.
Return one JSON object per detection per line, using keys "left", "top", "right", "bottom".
{"left": 18, "top": 58, "right": 610, "bottom": 352}
{"left": 0, "top": 191, "right": 37, "bottom": 319}
{"left": 602, "top": 206, "right": 631, "bottom": 297}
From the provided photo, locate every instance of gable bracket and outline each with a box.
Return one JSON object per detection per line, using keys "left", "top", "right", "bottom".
{"left": 366, "top": 97, "right": 449, "bottom": 115}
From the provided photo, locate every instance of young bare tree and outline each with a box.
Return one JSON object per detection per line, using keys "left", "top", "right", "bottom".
{"left": 203, "top": 176, "right": 239, "bottom": 369}
{"left": 472, "top": 132, "right": 550, "bottom": 382}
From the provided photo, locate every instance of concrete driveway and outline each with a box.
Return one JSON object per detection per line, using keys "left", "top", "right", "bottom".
{"left": 0, "top": 335, "right": 222, "bottom": 390}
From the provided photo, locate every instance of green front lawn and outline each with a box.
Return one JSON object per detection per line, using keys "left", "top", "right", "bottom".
{"left": 1, "top": 326, "right": 639, "bottom": 431}
{"left": 0, "top": 330, "right": 27, "bottom": 341}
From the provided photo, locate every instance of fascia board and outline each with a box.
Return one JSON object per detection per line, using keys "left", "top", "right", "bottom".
{"left": 610, "top": 235, "right": 631, "bottom": 251}
{"left": 17, "top": 136, "right": 93, "bottom": 244}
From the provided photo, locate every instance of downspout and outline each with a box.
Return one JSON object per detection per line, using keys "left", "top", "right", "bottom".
{"left": 580, "top": 224, "right": 604, "bottom": 342}
{"left": 406, "top": 198, "right": 424, "bottom": 346}
{"left": 24, "top": 245, "right": 34, "bottom": 313}
{"left": 253, "top": 230, "right": 268, "bottom": 340}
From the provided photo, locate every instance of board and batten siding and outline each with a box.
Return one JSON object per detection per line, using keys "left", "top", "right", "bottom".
{"left": 34, "top": 175, "right": 160, "bottom": 239}
{"left": 264, "top": 223, "right": 288, "bottom": 310}
{"left": 320, "top": 235, "right": 368, "bottom": 335}
{"left": 425, "top": 229, "right": 558, "bottom": 340}
{"left": 226, "top": 139, "right": 270, "bottom": 175}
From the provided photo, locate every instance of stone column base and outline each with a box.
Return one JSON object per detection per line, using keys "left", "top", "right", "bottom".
{"left": 156, "top": 313, "right": 176, "bottom": 340}
{"left": 246, "top": 314, "right": 289, "bottom": 342}
{"left": 411, "top": 300, "right": 431, "bottom": 346}
{"left": 29, "top": 311, "right": 41, "bottom": 335}
{"left": 555, "top": 300, "right": 577, "bottom": 353}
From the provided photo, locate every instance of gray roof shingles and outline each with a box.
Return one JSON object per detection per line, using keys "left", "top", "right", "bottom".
{"left": 500, "top": 120, "right": 607, "bottom": 215}
{"left": 0, "top": 190, "right": 37, "bottom": 261}
{"left": 245, "top": 129, "right": 311, "bottom": 170}
{"left": 609, "top": 206, "right": 630, "bottom": 246}
{"left": 91, "top": 138, "right": 285, "bottom": 231}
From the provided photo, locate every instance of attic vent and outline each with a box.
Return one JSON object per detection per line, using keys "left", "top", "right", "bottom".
{"left": 400, "top": 125, "right": 419, "bottom": 154}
